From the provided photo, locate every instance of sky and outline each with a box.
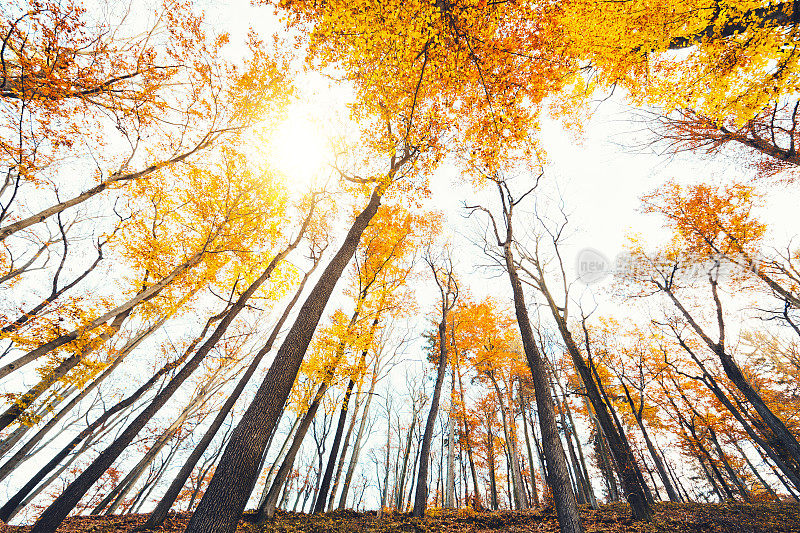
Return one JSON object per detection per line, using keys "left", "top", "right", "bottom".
{"left": 4, "top": 0, "right": 800, "bottom": 520}
{"left": 192, "top": 0, "right": 800, "bottom": 508}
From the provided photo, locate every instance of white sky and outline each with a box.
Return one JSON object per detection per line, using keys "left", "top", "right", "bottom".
{"left": 4, "top": 0, "right": 800, "bottom": 520}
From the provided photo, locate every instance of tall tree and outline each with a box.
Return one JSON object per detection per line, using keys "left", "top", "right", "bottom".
{"left": 468, "top": 179, "right": 584, "bottom": 533}
{"left": 412, "top": 251, "right": 458, "bottom": 517}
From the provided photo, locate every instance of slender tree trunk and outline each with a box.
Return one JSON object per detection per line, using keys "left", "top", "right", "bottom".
{"left": 620, "top": 382, "right": 680, "bottom": 502}
{"left": 0, "top": 251, "right": 205, "bottom": 380}
{"left": 445, "top": 400, "right": 456, "bottom": 508}
{"left": 526, "top": 403, "right": 551, "bottom": 501}
{"left": 405, "top": 436, "right": 422, "bottom": 511}
{"left": 519, "top": 393, "right": 540, "bottom": 507}
{"left": 0, "top": 139, "right": 216, "bottom": 243}
{"left": 677, "top": 337, "right": 800, "bottom": 491}
{"left": 551, "top": 372, "right": 597, "bottom": 509}
{"left": 257, "top": 414, "right": 301, "bottom": 511}
{"left": 756, "top": 447, "right": 800, "bottom": 501}
{"left": 554, "top": 386, "right": 585, "bottom": 506}
{"left": 0, "top": 308, "right": 132, "bottom": 433}
{"left": 328, "top": 383, "right": 361, "bottom": 510}
{"left": 256, "top": 380, "right": 330, "bottom": 522}
{"left": 6, "top": 414, "right": 123, "bottom": 522}
{"left": 322, "top": 319, "right": 378, "bottom": 511}
{"left": 664, "top": 456, "right": 689, "bottom": 502}
{"left": 667, "top": 280, "right": 800, "bottom": 465}
{"left": 129, "top": 436, "right": 184, "bottom": 514}
{"left": 96, "top": 367, "right": 222, "bottom": 516}
{"left": 487, "top": 420, "right": 499, "bottom": 510}
{"left": 489, "top": 375, "right": 527, "bottom": 509}
{"left": 733, "top": 440, "right": 778, "bottom": 500}
{"left": 412, "top": 311, "right": 450, "bottom": 517}
{"left": 378, "top": 413, "right": 391, "bottom": 516}
{"left": 697, "top": 455, "right": 725, "bottom": 501}
{"left": 708, "top": 427, "right": 751, "bottom": 501}
{"left": 338, "top": 365, "right": 378, "bottom": 509}
{"left": 542, "top": 308, "right": 650, "bottom": 518}
{"left": 185, "top": 182, "right": 393, "bottom": 533}
{"left": 0, "top": 320, "right": 149, "bottom": 484}
{"left": 314, "top": 377, "right": 356, "bottom": 513}
{"left": 589, "top": 355, "right": 655, "bottom": 510}
{"left": 456, "top": 365, "right": 481, "bottom": 509}
{"left": 396, "top": 421, "right": 413, "bottom": 510}
{"left": 94, "top": 409, "right": 190, "bottom": 515}
{"left": 698, "top": 438, "right": 735, "bottom": 500}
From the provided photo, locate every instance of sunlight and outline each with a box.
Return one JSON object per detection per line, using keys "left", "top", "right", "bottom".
{"left": 268, "top": 107, "right": 330, "bottom": 193}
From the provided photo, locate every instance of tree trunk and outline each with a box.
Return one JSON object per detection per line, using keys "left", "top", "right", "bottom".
{"left": 338, "top": 364, "right": 378, "bottom": 509}
{"left": 708, "top": 426, "right": 751, "bottom": 501}
{"left": 487, "top": 419, "right": 499, "bottom": 510}
{"left": 313, "top": 377, "right": 356, "bottom": 513}
{"left": 185, "top": 183, "right": 390, "bottom": 533}
{"left": 696, "top": 436, "right": 735, "bottom": 500}
{"left": 0, "top": 304, "right": 231, "bottom": 523}
{"left": 93, "top": 408, "right": 190, "bottom": 515}
{"left": 489, "top": 374, "right": 527, "bottom": 509}
{"left": 412, "top": 312, "right": 450, "bottom": 517}
{"left": 553, "top": 385, "right": 585, "bottom": 505}
{"left": 327, "top": 382, "right": 361, "bottom": 510}
{"left": 6, "top": 412, "right": 124, "bottom": 522}
{"left": 324, "top": 318, "right": 378, "bottom": 511}
{"left": 256, "top": 415, "right": 301, "bottom": 511}
{"left": 667, "top": 279, "right": 800, "bottom": 467}
{"left": 733, "top": 440, "right": 778, "bottom": 500}
{"left": 457, "top": 366, "right": 482, "bottom": 509}
{"left": 0, "top": 319, "right": 151, "bottom": 484}
{"left": 139, "top": 264, "right": 314, "bottom": 529}
{"left": 518, "top": 393, "right": 540, "bottom": 507}
{"left": 0, "top": 308, "right": 132, "bottom": 433}
{"left": 550, "top": 370, "right": 596, "bottom": 509}
{"left": 537, "top": 291, "right": 651, "bottom": 520}
{"left": 129, "top": 439, "right": 183, "bottom": 514}
{"left": 697, "top": 455, "right": 725, "bottom": 501}
{"left": 0, "top": 139, "right": 216, "bottom": 243}
{"left": 676, "top": 337, "right": 800, "bottom": 491}
{"left": 501, "top": 238, "right": 583, "bottom": 533}
{"left": 0, "top": 250, "right": 205, "bottom": 380}
{"left": 445, "top": 397, "right": 456, "bottom": 508}
{"left": 378, "top": 413, "right": 391, "bottom": 516}
{"left": 256, "top": 380, "right": 330, "bottom": 522}
{"left": 620, "top": 382, "right": 681, "bottom": 502}
{"left": 395, "top": 420, "right": 414, "bottom": 510}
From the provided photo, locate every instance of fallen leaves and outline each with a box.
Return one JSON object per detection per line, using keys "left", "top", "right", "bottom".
{"left": 3, "top": 502, "right": 800, "bottom": 533}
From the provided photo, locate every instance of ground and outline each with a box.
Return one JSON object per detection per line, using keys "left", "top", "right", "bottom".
{"left": 2, "top": 503, "right": 800, "bottom": 533}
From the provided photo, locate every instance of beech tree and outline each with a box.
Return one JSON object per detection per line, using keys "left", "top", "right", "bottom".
{"left": 412, "top": 250, "right": 458, "bottom": 517}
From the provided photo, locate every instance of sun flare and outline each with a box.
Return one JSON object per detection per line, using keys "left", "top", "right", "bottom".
{"left": 268, "top": 108, "right": 330, "bottom": 194}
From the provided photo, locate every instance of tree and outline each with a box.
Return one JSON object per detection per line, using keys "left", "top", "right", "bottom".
{"left": 412, "top": 250, "right": 458, "bottom": 517}
{"left": 135, "top": 240, "right": 325, "bottom": 529}
{"left": 468, "top": 178, "right": 584, "bottom": 533}
{"left": 184, "top": 129, "right": 424, "bottom": 532}
{"left": 556, "top": 0, "right": 800, "bottom": 124}
{"left": 629, "top": 181, "right": 800, "bottom": 475}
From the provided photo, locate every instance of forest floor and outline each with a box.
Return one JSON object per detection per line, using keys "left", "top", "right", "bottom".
{"left": 2, "top": 502, "right": 800, "bottom": 533}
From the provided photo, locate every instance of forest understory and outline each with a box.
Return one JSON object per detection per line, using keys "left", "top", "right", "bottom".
{"left": 3, "top": 503, "right": 800, "bottom": 533}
